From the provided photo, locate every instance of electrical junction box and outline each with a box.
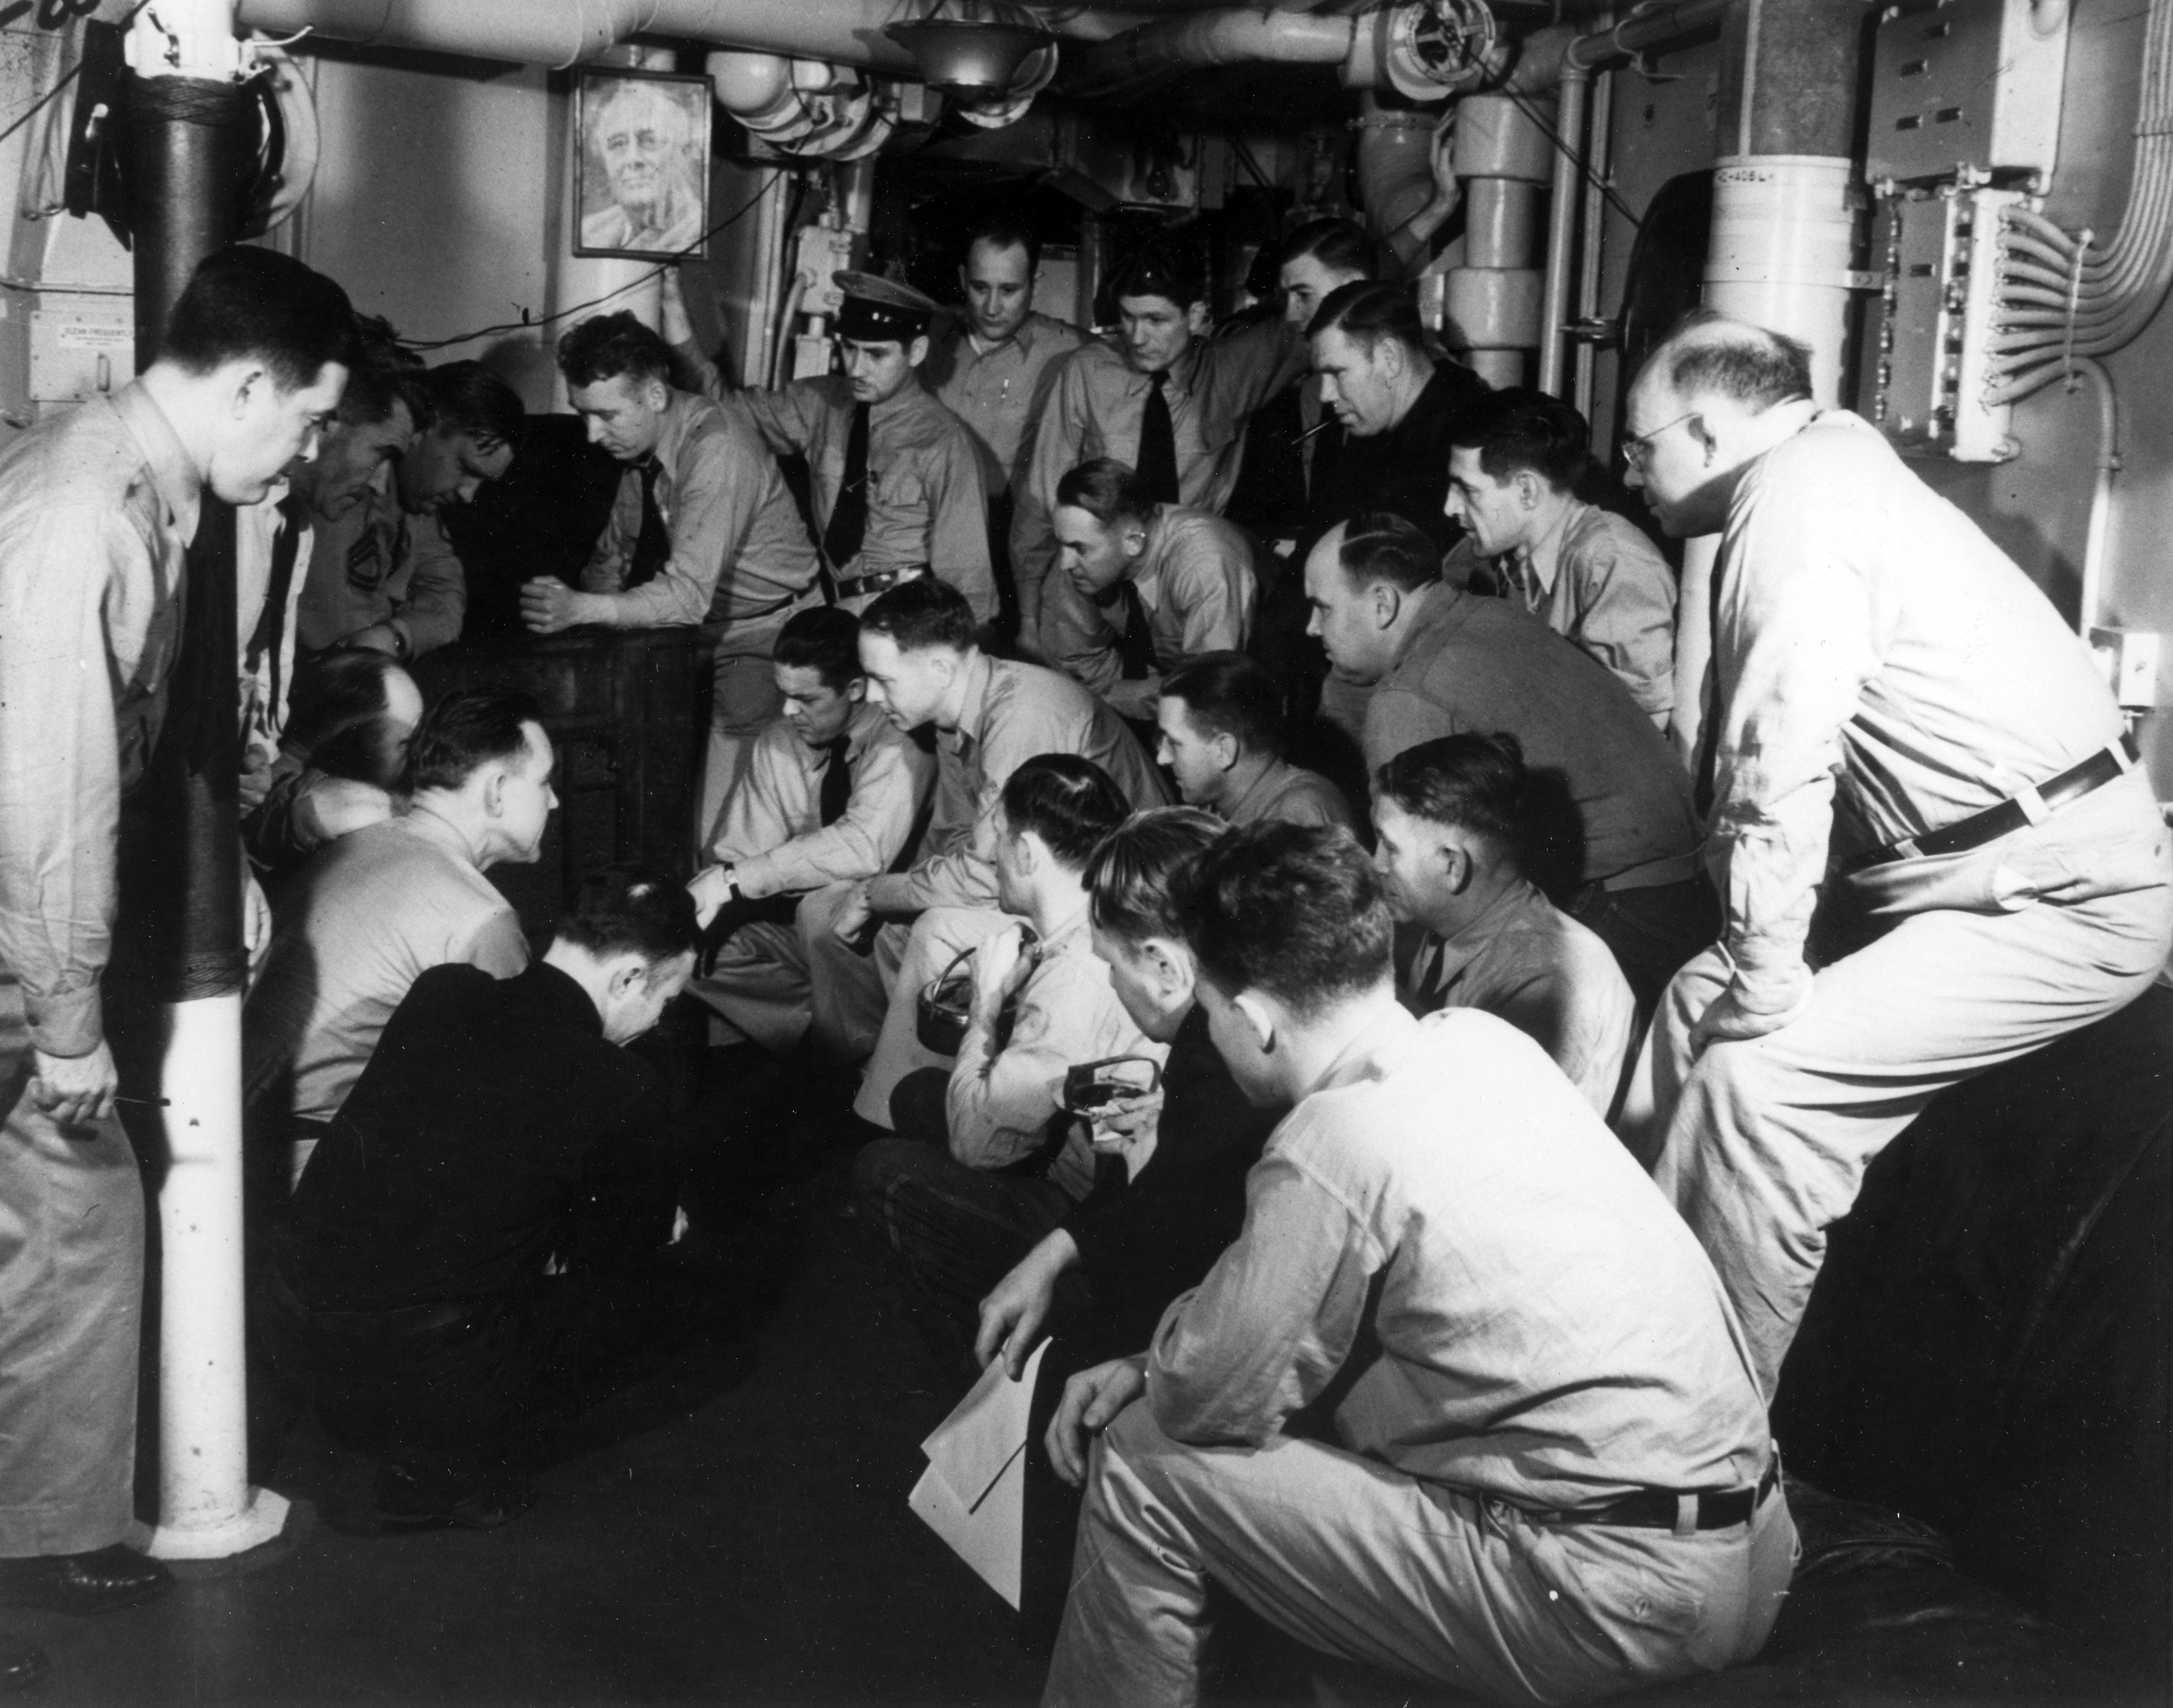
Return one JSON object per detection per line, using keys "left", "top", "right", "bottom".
{"left": 795, "top": 226, "right": 857, "bottom": 318}
{"left": 1868, "top": 0, "right": 2069, "bottom": 184}
{"left": 2091, "top": 627, "right": 2163, "bottom": 710}
{"left": 1869, "top": 183, "right": 2029, "bottom": 461}
{"left": 29, "top": 303, "right": 131, "bottom": 403}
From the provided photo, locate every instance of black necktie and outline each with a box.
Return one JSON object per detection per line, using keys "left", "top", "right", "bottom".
{"left": 1096, "top": 577, "right": 1159, "bottom": 678}
{"left": 246, "top": 492, "right": 308, "bottom": 714}
{"left": 1693, "top": 559, "right": 1726, "bottom": 818}
{"left": 1136, "top": 370, "right": 1179, "bottom": 505}
{"left": 823, "top": 402, "right": 871, "bottom": 570}
{"left": 818, "top": 734, "right": 853, "bottom": 826}
{"left": 627, "top": 457, "right": 670, "bottom": 589}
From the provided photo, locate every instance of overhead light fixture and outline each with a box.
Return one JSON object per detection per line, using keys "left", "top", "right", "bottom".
{"left": 884, "top": 14, "right": 1056, "bottom": 91}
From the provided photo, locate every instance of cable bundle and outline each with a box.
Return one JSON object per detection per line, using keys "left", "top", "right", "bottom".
{"left": 1988, "top": 0, "right": 2173, "bottom": 402}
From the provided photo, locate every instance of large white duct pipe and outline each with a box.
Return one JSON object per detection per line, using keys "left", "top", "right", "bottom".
{"left": 1442, "top": 93, "right": 1550, "bottom": 388}
{"left": 709, "top": 51, "right": 895, "bottom": 158}
{"left": 1702, "top": 154, "right": 1857, "bottom": 406}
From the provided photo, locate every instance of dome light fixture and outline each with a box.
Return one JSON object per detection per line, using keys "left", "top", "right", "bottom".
{"left": 884, "top": 13, "right": 1056, "bottom": 91}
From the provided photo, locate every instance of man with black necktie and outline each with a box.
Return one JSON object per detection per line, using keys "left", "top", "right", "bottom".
{"left": 738, "top": 273, "right": 998, "bottom": 629}
{"left": 1036, "top": 458, "right": 1255, "bottom": 725}
{"left": 1019, "top": 234, "right": 1305, "bottom": 613}
{"left": 686, "top": 607, "right": 934, "bottom": 1054}
{"left": 523, "top": 311, "right": 824, "bottom": 839}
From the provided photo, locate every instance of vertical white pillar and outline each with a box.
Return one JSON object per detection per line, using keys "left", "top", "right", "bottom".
{"left": 149, "top": 994, "right": 288, "bottom": 1558}
{"left": 125, "top": 0, "right": 290, "bottom": 1563}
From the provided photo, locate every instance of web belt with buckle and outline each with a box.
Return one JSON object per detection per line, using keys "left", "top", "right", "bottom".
{"left": 1845, "top": 736, "right": 2137, "bottom": 874}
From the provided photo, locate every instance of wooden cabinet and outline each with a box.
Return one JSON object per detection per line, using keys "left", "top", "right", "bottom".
{"left": 414, "top": 626, "right": 703, "bottom": 944}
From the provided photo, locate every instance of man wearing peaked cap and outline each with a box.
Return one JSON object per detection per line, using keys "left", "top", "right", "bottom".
{"left": 738, "top": 269, "right": 998, "bottom": 627}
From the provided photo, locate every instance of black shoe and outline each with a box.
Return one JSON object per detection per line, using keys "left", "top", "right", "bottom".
{"left": 370, "top": 1463, "right": 536, "bottom": 1534}
{"left": 0, "top": 1544, "right": 174, "bottom": 1615}
{"left": 0, "top": 1633, "right": 45, "bottom": 1693}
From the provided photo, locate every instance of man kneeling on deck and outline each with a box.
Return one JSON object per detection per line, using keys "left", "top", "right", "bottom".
{"left": 852, "top": 757, "right": 1151, "bottom": 1370}
{"left": 1042, "top": 823, "right": 1790, "bottom": 1708}
{"left": 267, "top": 866, "right": 700, "bottom": 1532}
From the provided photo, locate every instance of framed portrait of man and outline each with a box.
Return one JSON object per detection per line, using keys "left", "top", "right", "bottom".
{"left": 573, "top": 69, "right": 713, "bottom": 259}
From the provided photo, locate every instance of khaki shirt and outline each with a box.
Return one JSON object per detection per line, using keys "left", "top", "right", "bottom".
{"left": 1040, "top": 504, "right": 1257, "bottom": 719}
{"left": 1148, "top": 1005, "right": 1770, "bottom": 1507}
{"left": 947, "top": 906, "right": 1162, "bottom": 1199}
{"left": 1708, "top": 410, "right": 2132, "bottom": 1016}
{"left": 739, "top": 376, "right": 997, "bottom": 622}
{"left": 865, "top": 652, "right": 1167, "bottom": 916}
{"left": 708, "top": 701, "right": 933, "bottom": 897}
{"left": 296, "top": 475, "right": 465, "bottom": 656}
{"left": 583, "top": 388, "right": 820, "bottom": 628}
{"left": 1219, "top": 758, "right": 1354, "bottom": 831}
{"left": 923, "top": 310, "right": 1088, "bottom": 502}
{"left": 1018, "top": 318, "right": 1305, "bottom": 601}
{"left": 1452, "top": 500, "right": 1677, "bottom": 726}
{"left": 0, "top": 382, "right": 197, "bottom": 1055}
{"left": 1405, "top": 879, "right": 1635, "bottom": 1115}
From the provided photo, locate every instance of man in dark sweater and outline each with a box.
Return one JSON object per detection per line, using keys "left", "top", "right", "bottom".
{"left": 974, "top": 808, "right": 1280, "bottom": 1376}
{"left": 267, "top": 864, "right": 700, "bottom": 1531}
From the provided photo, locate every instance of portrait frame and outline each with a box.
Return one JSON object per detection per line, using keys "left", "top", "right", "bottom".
{"left": 572, "top": 68, "right": 714, "bottom": 261}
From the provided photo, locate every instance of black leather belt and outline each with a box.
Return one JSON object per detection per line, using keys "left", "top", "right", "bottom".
{"left": 1520, "top": 1458, "right": 1780, "bottom": 1534}
{"left": 1846, "top": 736, "right": 2136, "bottom": 874}
{"left": 834, "top": 566, "right": 926, "bottom": 601}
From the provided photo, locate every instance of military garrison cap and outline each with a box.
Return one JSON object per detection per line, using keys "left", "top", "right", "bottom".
{"left": 834, "top": 271, "right": 939, "bottom": 343}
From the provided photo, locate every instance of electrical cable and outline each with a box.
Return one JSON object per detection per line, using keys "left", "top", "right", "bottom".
{"left": 401, "top": 167, "right": 789, "bottom": 352}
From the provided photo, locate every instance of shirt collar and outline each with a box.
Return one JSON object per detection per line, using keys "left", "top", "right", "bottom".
{"left": 1431, "top": 878, "right": 1550, "bottom": 982}
{"left": 1515, "top": 497, "right": 1588, "bottom": 600}
{"left": 650, "top": 388, "right": 701, "bottom": 477}
{"left": 1130, "top": 339, "right": 1201, "bottom": 398}
{"left": 844, "top": 699, "right": 892, "bottom": 762}
{"left": 1305, "top": 1003, "right": 1421, "bottom": 1099}
{"left": 948, "top": 649, "right": 995, "bottom": 744}
{"left": 112, "top": 380, "right": 204, "bottom": 544}
{"left": 1389, "top": 581, "right": 1469, "bottom": 672}
{"left": 1220, "top": 755, "right": 1288, "bottom": 821}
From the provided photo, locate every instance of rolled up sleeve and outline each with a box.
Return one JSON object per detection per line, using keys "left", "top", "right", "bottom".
{"left": 735, "top": 734, "right": 932, "bottom": 897}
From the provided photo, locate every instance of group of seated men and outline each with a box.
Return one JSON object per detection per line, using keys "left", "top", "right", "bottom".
{"left": 10, "top": 210, "right": 2163, "bottom": 1708}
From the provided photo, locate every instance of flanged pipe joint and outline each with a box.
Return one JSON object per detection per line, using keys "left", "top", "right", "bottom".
{"left": 1442, "top": 93, "right": 1552, "bottom": 386}
{"left": 707, "top": 51, "right": 896, "bottom": 159}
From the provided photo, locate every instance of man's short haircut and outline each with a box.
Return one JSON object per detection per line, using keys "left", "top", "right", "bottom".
{"left": 403, "top": 688, "right": 544, "bottom": 794}
{"left": 1173, "top": 822, "right": 1394, "bottom": 1016}
{"left": 999, "top": 754, "right": 1130, "bottom": 873}
{"left": 1160, "top": 651, "right": 1282, "bottom": 758}
{"left": 1448, "top": 387, "right": 1591, "bottom": 491}
{"left": 1281, "top": 217, "right": 1374, "bottom": 281}
{"left": 1655, "top": 310, "right": 1814, "bottom": 411}
{"left": 963, "top": 211, "right": 1041, "bottom": 274}
{"left": 773, "top": 606, "right": 863, "bottom": 692}
{"left": 1108, "top": 232, "right": 1210, "bottom": 311}
{"left": 286, "top": 648, "right": 413, "bottom": 784}
{"left": 860, "top": 576, "right": 979, "bottom": 651}
{"left": 556, "top": 863, "right": 700, "bottom": 967}
{"left": 337, "top": 314, "right": 431, "bottom": 432}
{"left": 1054, "top": 457, "right": 1155, "bottom": 528}
{"left": 1374, "top": 732, "right": 1529, "bottom": 864}
{"left": 423, "top": 360, "right": 525, "bottom": 451}
{"left": 557, "top": 310, "right": 676, "bottom": 392}
{"left": 1335, "top": 511, "right": 1442, "bottom": 594}
{"left": 160, "top": 245, "right": 360, "bottom": 393}
{"left": 1307, "top": 279, "right": 1427, "bottom": 358}
{"left": 1086, "top": 806, "right": 1225, "bottom": 945}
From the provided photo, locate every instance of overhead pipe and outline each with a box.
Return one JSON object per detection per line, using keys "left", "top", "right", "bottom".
{"left": 709, "top": 52, "right": 896, "bottom": 158}
{"left": 1572, "top": 61, "right": 1613, "bottom": 417}
{"left": 1059, "top": 7, "right": 1349, "bottom": 96}
{"left": 120, "top": 0, "right": 293, "bottom": 1564}
{"left": 1535, "top": 61, "right": 1586, "bottom": 396}
{"left": 1442, "top": 92, "right": 1550, "bottom": 386}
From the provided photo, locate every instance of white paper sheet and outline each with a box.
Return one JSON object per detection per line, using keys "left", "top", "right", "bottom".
{"left": 909, "top": 1339, "right": 1049, "bottom": 1609}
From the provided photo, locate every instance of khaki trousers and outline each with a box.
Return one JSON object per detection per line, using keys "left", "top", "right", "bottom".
{"left": 1622, "top": 769, "right": 2173, "bottom": 1398}
{"left": 687, "top": 920, "right": 810, "bottom": 1055}
{"left": 0, "top": 978, "right": 144, "bottom": 1556}
{"left": 1045, "top": 1399, "right": 1795, "bottom": 1708}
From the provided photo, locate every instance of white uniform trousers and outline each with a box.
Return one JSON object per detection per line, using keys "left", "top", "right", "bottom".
{"left": 1622, "top": 769, "right": 2173, "bottom": 1398}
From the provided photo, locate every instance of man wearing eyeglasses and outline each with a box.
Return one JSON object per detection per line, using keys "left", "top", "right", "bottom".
{"left": 1618, "top": 311, "right": 2173, "bottom": 1401}
{"left": 738, "top": 272, "right": 998, "bottom": 630}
